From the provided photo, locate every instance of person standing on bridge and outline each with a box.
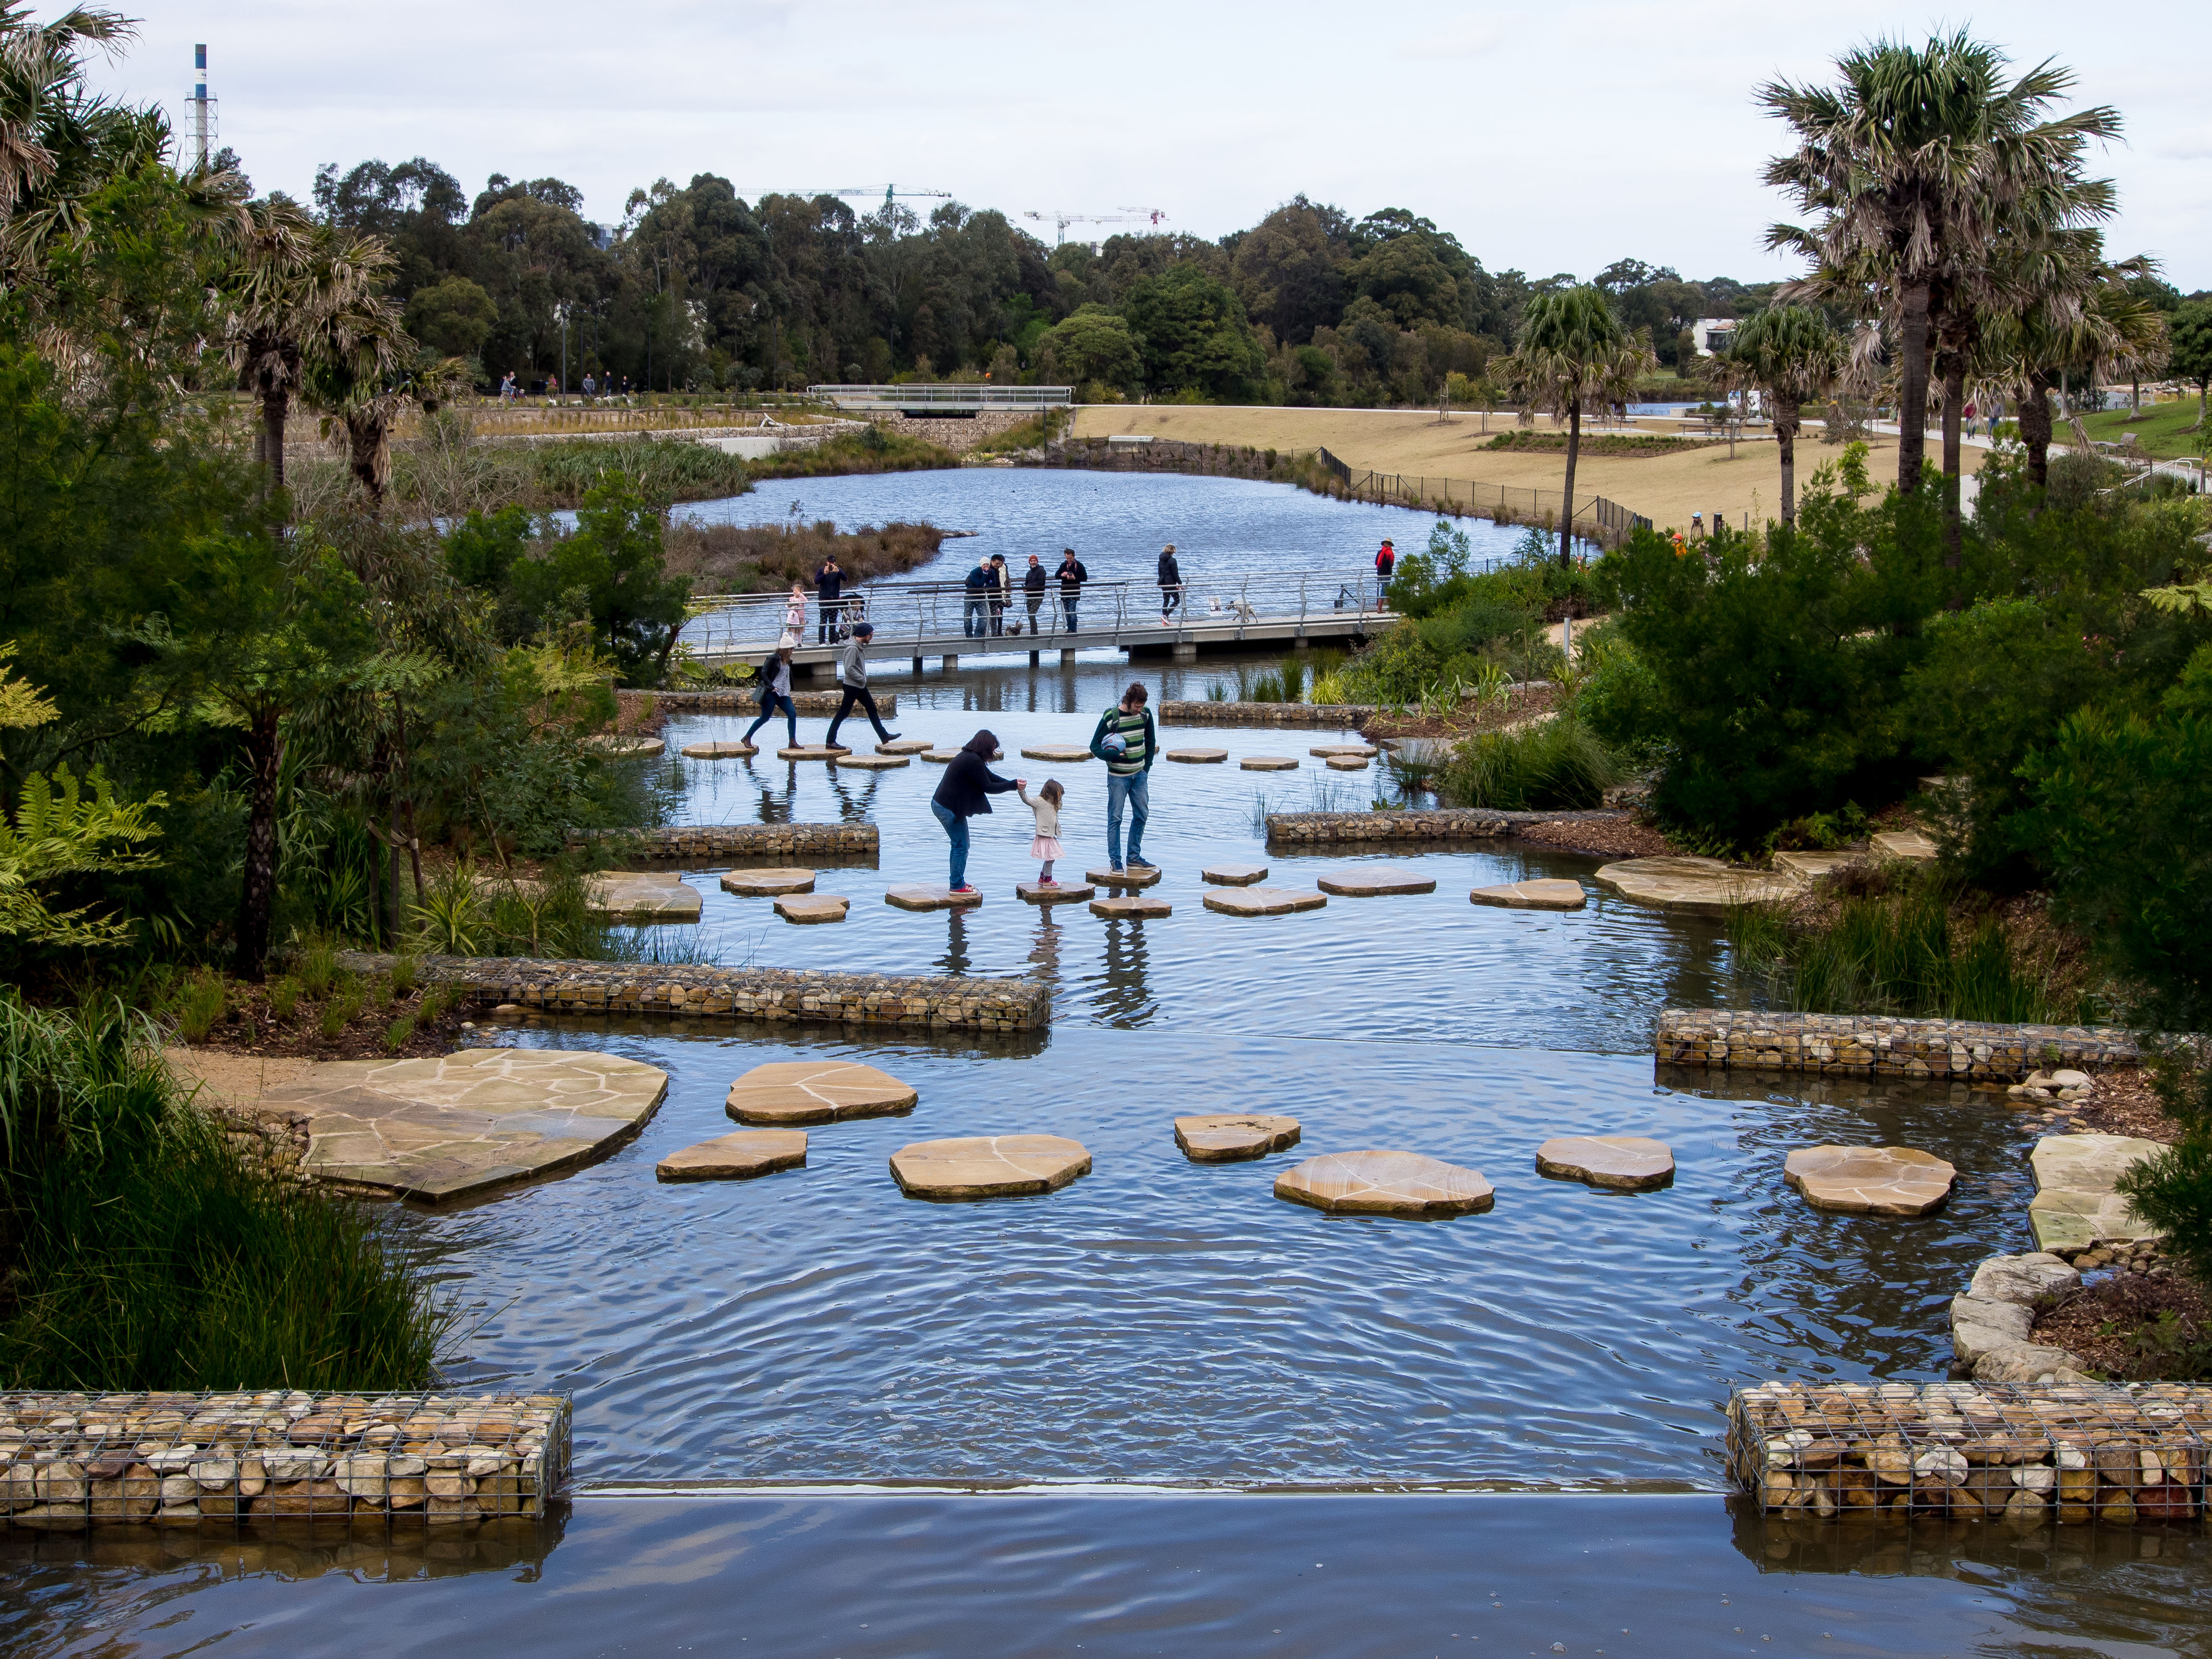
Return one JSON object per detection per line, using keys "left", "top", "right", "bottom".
{"left": 1374, "top": 538, "right": 1395, "bottom": 595}
{"left": 824, "top": 622, "right": 900, "bottom": 749}
{"left": 1089, "top": 681, "right": 1157, "bottom": 874}
{"left": 988, "top": 554, "right": 1010, "bottom": 637}
{"left": 1157, "top": 544, "right": 1183, "bottom": 624}
{"left": 963, "top": 557, "right": 993, "bottom": 638}
{"left": 1024, "top": 554, "right": 1048, "bottom": 632}
{"left": 815, "top": 554, "right": 844, "bottom": 644}
{"left": 1057, "top": 548, "right": 1088, "bottom": 634}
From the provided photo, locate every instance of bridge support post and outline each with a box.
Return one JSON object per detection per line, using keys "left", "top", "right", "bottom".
{"left": 1059, "top": 649, "right": 1077, "bottom": 666}
{"left": 942, "top": 653, "right": 958, "bottom": 671}
{"left": 1028, "top": 649, "right": 1040, "bottom": 667}
{"left": 1172, "top": 642, "right": 1197, "bottom": 662}
{"left": 1293, "top": 636, "right": 1311, "bottom": 652}
{"left": 912, "top": 654, "right": 923, "bottom": 673}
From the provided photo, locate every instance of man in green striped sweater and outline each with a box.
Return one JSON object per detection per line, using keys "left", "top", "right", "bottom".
{"left": 1088, "top": 681, "right": 1158, "bottom": 872}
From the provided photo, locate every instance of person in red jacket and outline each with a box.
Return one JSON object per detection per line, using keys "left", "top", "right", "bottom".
{"left": 1374, "top": 538, "right": 1396, "bottom": 594}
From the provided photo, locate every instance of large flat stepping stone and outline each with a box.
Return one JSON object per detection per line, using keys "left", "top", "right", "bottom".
{"left": 585, "top": 871, "right": 702, "bottom": 923}
{"left": 720, "top": 867, "right": 816, "bottom": 896}
{"left": 587, "top": 736, "right": 665, "bottom": 759}
{"left": 1202, "top": 863, "right": 1269, "bottom": 885}
{"left": 1090, "top": 893, "right": 1171, "bottom": 919}
{"left": 1592, "top": 855, "right": 1798, "bottom": 914}
{"left": 2028, "top": 1133, "right": 2168, "bottom": 1253}
{"left": 1317, "top": 866, "right": 1435, "bottom": 897}
{"left": 1240, "top": 756, "right": 1300, "bottom": 771}
{"left": 1310, "top": 744, "right": 1378, "bottom": 758}
{"left": 1175, "top": 1114, "right": 1301, "bottom": 1163}
{"left": 1204, "top": 886, "right": 1326, "bottom": 916}
{"left": 657, "top": 1129, "right": 807, "bottom": 1182}
{"left": 1274, "top": 1150, "right": 1493, "bottom": 1217}
{"left": 890, "top": 1134, "right": 1091, "bottom": 1200}
{"left": 725, "top": 1061, "right": 918, "bottom": 1126}
{"left": 1470, "top": 878, "right": 1587, "bottom": 910}
{"left": 923, "top": 747, "right": 1002, "bottom": 762}
{"left": 885, "top": 885, "right": 983, "bottom": 910}
{"left": 1784, "top": 1145, "right": 1956, "bottom": 1216}
{"left": 1536, "top": 1135, "right": 1674, "bottom": 1191}
{"left": 830, "top": 753, "right": 908, "bottom": 769}
{"left": 776, "top": 894, "right": 848, "bottom": 925}
{"left": 1020, "top": 744, "right": 1093, "bottom": 762}
{"left": 1166, "top": 748, "right": 1227, "bottom": 763}
{"left": 1772, "top": 849, "right": 1862, "bottom": 883}
{"left": 1017, "top": 880, "right": 1096, "bottom": 904}
{"left": 681, "top": 741, "right": 757, "bottom": 760}
{"left": 1871, "top": 829, "right": 1939, "bottom": 861}
{"left": 877, "top": 738, "right": 934, "bottom": 754}
{"left": 1323, "top": 756, "right": 1370, "bottom": 771}
{"left": 263, "top": 1050, "right": 670, "bottom": 1204}
{"left": 1088, "top": 866, "right": 1162, "bottom": 888}
{"left": 776, "top": 745, "right": 850, "bottom": 761}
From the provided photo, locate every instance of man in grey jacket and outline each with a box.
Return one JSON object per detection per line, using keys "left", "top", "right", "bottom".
{"left": 823, "top": 622, "right": 901, "bottom": 749}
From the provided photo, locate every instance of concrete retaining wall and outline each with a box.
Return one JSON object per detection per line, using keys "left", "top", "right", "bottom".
{"left": 1161, "top": 701, "right": 1377, "bottom": 727}
{"left": 1656, "top": 1009, "right": 2139, "bottom": 1082}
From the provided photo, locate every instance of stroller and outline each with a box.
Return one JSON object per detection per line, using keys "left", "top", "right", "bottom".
{"left": 831, "top": 589, "right": 869, "bottom": 642}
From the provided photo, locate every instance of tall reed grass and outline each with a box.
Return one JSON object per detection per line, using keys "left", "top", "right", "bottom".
{"left": 1437, "top": 717, "right": 1616, "bottom": 811}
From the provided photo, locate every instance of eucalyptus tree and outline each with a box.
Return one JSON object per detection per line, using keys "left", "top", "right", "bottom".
{"left": 1496, "top": 285, "right": 1655, "bottom": 567}
{"left": 1712, "top": 306, "right": 1848, "bottom": 524}
{"left": 1762, "top": 32, "right": 2120, "bottom": 496}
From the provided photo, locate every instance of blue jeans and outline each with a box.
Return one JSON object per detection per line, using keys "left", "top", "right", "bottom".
{"left": 932, "top": 800, "right": 970, "bottom": 888}
{"left": 744, "top": 690, "right": 798, "bottom": 748}
{"left": 1061, "top": 596, "right": 1080, "bottom": 633}
{"left": 1105, "top": 770, "right": 1149, "bottom": 868}
{"left": 964, "top": 598, "right": 986, "bottom": 637}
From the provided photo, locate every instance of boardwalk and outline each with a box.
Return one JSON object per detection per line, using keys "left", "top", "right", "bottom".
{"left": 686, "top": 565, "right": 1395, "bottom": 671}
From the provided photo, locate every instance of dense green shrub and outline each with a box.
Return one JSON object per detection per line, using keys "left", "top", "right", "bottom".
{"left": 2117, "top": 1053, "right": 2212, "bottom": 1294}
{"left": 1568, "top": 625, "right": 1668, "bottom": 763}
{"left": 1437, "top": 717, "right": 1617, "bottom": 810}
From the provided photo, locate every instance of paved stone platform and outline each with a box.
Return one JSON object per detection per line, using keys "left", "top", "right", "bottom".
{"left": 1202, "top": 864, "right": 1268, "bottom": 885}
{"left": 890, "top": 1135, "right": 1092, "bottom": 1200}
{"left": 720, "top": 868, "right": 816, "bottom": 896}
{"left": 681, "top": 741, "right": 757, "bottom": 759}
{"left": 258, "top": 1051, "right": 671, "bottom": 1203}
{"left": 1316, "top": 866, "right": 1434, "bottom": 897}
{"left": 1593, "top": 855, "right": 1798, "bottom": 914}
{"left": 1772, "top": 849, "right": 1860, "bottom": 883}
{"left": 830, "top": 753, "right": 908, "bottom": 769}
{"left": 776, "top": 894, "right": 848, "bottom": 924}
{"left": 1204, "top": 887, "right": 1326, "bottom": 916}
{"left": 1090, "top": 893, "right": 1172, "bottom": 919}
{"left": 585, "top": 872, "right": 703, "bottom": 923}
{"left": 1174, "top": 1114, "right": 1301, "bottom": 1163}
{"left": 886, "top": 885, "right": 984, "bottom": 911}
{"left": 2029, "top": 1134, "right": 2168, "bottom": 1253}
{"left": 1274, "top": 1150, "right": 1493, "bottom": 1217}
{"left": 1165, "top": 748, "right": 1227, "bottom": 763}
{"left": 1323, "top": 756, "right": 1370, "bottom": 771}
{"left": 777, "top": 745, "right": 851, "bottom": 761}
{"left": 1470, "top": 878, "right": 1587, "bottom": 910}
{"left": 726, "top": 1061, "right": 917, "bottom": 1125}
{"left": 1655, "top": 1010, "right": 2139, "bottom": 1081}
{"left": 1785, "top": 1145, "right": 1956, "bottom": 1215}
{"left": 1019, "top": 745, "right": 1093, "bottom": 762}
{"left": 1536, "top": 1135, "right": 1674, "bottom": 1190}
{"left": 1087, "top": 866, "right": 1162, "bottom": 888}
{"left": 657, "top": 1129, "right": 807, "bottom": 1182}
{"left": 877, "top": 738, "right": 933, "bottom": 754}
{"left": 1310, "top": 744, "right": 1378, "bottom": 758}
{"left": 1239, "top": 756, "right": 1300, "bottom": 770}
{"left": 1017, "top": 880, "right": 1095, "bottom": 903}
{"left": 1872, "top": 830, "right": 1940, "bottom": 861}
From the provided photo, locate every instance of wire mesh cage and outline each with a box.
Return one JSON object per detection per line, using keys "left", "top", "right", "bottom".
{"left": 1728, "top": 1381, "right": 2210, "bottom": 1526}
{"left": 0, "top": 1389, "right": 571, "bottom": 1531}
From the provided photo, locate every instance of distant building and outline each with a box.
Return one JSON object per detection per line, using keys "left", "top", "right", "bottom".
{"left": 1693, "top": 318, "right": 1738, "bottom": 358}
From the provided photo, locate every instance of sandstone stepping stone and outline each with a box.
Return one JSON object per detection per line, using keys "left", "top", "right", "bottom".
{"left": 681, "top": 741, "right": 757, "bottom": 759}
{"left": 1174, "top": 1114, "right": 1301, "bottom": 1163}
{"left": 885, "top": 885, "right": 984, "bottom": 910}
{"left": 1773, "top": 849, "right": 1862, "bottom": 884}
{"left": 1469, "top": 878, "right": 1587, "bottom": 910}
{"left": 2028, "top": 1133, "right": 2169, "bottom": 1253}
{"left": 1166, "top": 747, "right": 1228, "bottom": 763}
{"left": 719, "top": 867, "right": 817, "bottom": 896}
{"left": 1310, "top": 743, "right": 1378, "bottom": 758}
{"left": 1323, "top": 756, "right": 1370, "bottom": 771}
{"left": 1274, "top": 1150, "right": 1493, "bottom": 1217}
{"left": 1089, "top": 893, "right": 1171, "bottom": 919}
{"left": 1017, "top": 880, "right": 1096, "bottom": 904}
{"left": 1536, "top": 1135, "right": 1675, "bottom": 1191}
{"left": 1316, "top": 866, "right": 1434, "bottom": 897}
{"left": 776, "top": 745, "right": 850, "bottom": 761}
{"left": 656, "top": 1129, "right": 807, "bottom": 1182}
{"left": 1591, "top": 855, "right": 1798, "bottom": 914}
{"left": 1240, "top": 756, "right": 1300, "bottom": 771}
{"left": 830, "top": 753, "right": 909, "bottom": 769}
{"left": 890, "top": 1134, "right": 1091, "bottom": 1200}
{"left": 1871, "top": 829, "right": 1939, "bottom": 861}
{"left": 1088, "top": 865, "right": 1163, "bottom": 888}
{"left": 1202, "top": 863, "right": 1269, "bottom": 885}
{"left": 877, "top": 738, "right": 934, "bottom": 754}
{"left": 585, "top": 871, "right": 703, "bottom": 923}
{"left": 587, "top": 735, "right": 665, "bottom": 759}
{"left": 1020, "top": 744, "right": 1093, "bottom": 762}
{"left": 1203, "top": 886, "right": 1326, "bottom": 916}
{"left": 1784, "top": 1145, "right": 1957, "bottom": 1216}
{"left": 924, "top": 746, "right": 1002, "bottom": 762}
{"left": 725, "top": 1061, "right": 918, "bottom": 1126}
{"left": 262, "top": 1050, "right": 671, "bottom": 1204}
{"left": 775, "top": 894, "right": 848, "bottom": 925}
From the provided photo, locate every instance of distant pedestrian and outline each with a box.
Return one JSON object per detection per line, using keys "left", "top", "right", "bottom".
{"left": 1056, "top": 548, "right": 1088, "bottom": 633}
{"left": 1374, "top": 538, "right": 1395, "bottom": 592}
{"left": 582, "top": 372, "right": 596, "bottom": 397}
{"left": 1690, "top": 511, "right": 1704, "bottom": 538}
{"left": 1023, "top": 553, "right": 1048, "bottom": 631}
{"left": 963, "top": 557, "right": 993, "bottom": 638}
{"left": 499, "top": 371, "right": 517, "bottom": 403}
{"left": 1088, "top": 680, "right": 1156, "bottom": 872}
{"left": 929, "top": 730, "right": 1022, "bottom": 894}
{"left": 1019, "top": 779, "right": 1065, "bottom": 886}
{"left": 815, "top": 554, "right": 844, "bottom": 643}
{"left": 988, "top": 553, "right": 1010, "bottom": 637}
{"left": 744, "top": 646, "right": 800, "bottom": 750}
{"left": 824, "top": 622, "right": 900, "bottom": 749}
{"left": 781, "top": 582, "right": 806, "bottom": 647}
{"left": 1157, "top": 543, "right": 1183, "bottom": 623}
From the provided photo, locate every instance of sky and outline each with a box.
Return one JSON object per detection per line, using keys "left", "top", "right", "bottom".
{"left": 86, "top": 1, "right": 2211, "bottom": 290}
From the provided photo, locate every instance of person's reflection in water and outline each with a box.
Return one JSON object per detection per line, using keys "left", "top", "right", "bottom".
{"left": 746, "top": 762, "right": 798, "bottom": 826}
{"left": 1095, "top": 916, "right": 1157, "bottom": 1027}
{"left": 1026, "top": 906, "right": 1064, "bottom": 995}
{"left": 939, "top": 908, "right": 973, "bottom": 977}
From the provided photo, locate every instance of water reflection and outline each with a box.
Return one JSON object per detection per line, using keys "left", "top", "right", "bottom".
{"left": 1092, "top": 914, "right": 1158, "bottom": 1028}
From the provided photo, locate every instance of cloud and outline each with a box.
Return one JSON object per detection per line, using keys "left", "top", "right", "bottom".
{"left": 1404, "top": 23, "right": 1508, "bottom": 59}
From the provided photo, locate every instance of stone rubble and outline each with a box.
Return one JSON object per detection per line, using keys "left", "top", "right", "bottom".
{"left": 1655, "top": 1009, "right": 2138, "bottom": 1082}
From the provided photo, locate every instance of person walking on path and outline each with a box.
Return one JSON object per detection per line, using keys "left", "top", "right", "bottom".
{"left": 744, "top": 646, "right": 800, "bottom": 750}
{"left": 930, "top": 730, "right": 1022, "bottom": 894}
{"left": 1056, "top": 548, "right": 1088, "bottom": 634}
{"left": 1088, "top": 681, "right": 1156, "bottom": 872}
{"left": 1023, "top": 554, "right": 1048, "bottom": 633}
{"left": 1157, "top": 544, "right": 1183, "bottom": 624}
{"left": 815, "top": 555, "right": 844, "bottom": 644}
{"left": 1019, "top": 779, "right": 1065, "bottom": 885}
{"left": 823, "top": 622, "right": 900, "bottom": 749}
{"left": 963, "top": 557, "right": 993, "bottom": 638}
{"left": 1374, "top": 538, "right": 1395, "bottom": 597}
{"left": 988, "top": 554, "right": 1010, "bottom": 637}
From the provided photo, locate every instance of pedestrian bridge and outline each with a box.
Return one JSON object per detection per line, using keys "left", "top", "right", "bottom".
{"left": 683, "top": 565, "right": 1394, "bottom": 673}
{"left": 808, "top": 384, "right": 1072, "bottom": 415}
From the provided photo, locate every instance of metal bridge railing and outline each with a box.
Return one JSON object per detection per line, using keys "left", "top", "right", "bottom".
{"left": 807, "top": 384, "right": 1073, "bottom": 411}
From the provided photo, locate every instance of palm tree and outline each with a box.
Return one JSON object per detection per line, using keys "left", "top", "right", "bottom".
{"left": 1975, "top": 260, "right": 2165, "bottom": 491}
{"left": 1710, "top": 306, "right": 1847, "bottom": 525}
{"left": 1763, "top": 32, "right": 2120, "bottom": 497}
{"left": 0, "top": 4, "right": 132, "bottom": 226}
{"left": 311, "top": 337, "right": 467, "bottom": 508}
{"left": 1497, "top": 286, "right": 1655, "bottom": 567}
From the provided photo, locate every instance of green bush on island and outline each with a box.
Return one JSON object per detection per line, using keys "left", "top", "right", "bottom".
{"left": 1435, "top": 717, "right": 1617, "bottom": 812}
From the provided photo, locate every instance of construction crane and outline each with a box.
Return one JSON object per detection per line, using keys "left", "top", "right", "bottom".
{"left": 776, "top": 185, "right": 951, "bottom": 211}
{"left": 1023, "top": 209, "right": 1168, "bottom": 247}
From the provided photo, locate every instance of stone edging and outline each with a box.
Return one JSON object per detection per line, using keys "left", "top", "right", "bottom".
{"left": 335, "top": 952, "right": 1047, "bottom": 1032}
{"left": 568, "top": 822, "right": 878, "bottom": 861}
{"left": 1949, "top": 1253, "right": 2095, "bottom": 1383}
{"left": 1159, "top": 700, "right": 1377, "bottom": 727}
{"left": 626, "top": 689, "right": 896, "bottom": 716}
{"left": 1655, "top": 1009, "right": 2138, "bottom": 1082}
{"left": 1263, "top": 807, "right": 1624, "bottom": 843}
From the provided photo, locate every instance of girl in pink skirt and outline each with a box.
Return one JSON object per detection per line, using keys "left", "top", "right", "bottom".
{"left": 1018, "top": 779, "right": 1065, "bottom": 885}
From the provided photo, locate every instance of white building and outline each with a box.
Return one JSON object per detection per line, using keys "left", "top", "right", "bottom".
{"left": 1692, "top": 318, "right": 1738, "bottom": 358}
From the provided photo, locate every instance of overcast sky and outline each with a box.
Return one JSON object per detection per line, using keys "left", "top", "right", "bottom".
{"left": 89, "top": 1, "right": 2210, "bottom": 289}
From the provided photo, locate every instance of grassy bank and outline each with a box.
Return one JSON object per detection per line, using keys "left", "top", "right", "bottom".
{"left": 0, "top": 996, "right": 447, "bottom": 1390}
{"left": 2080, "top": 401, "right": 2210, "bottom": 463}
{"left": 665, "top": 517, "right": 947, "bottom": 597}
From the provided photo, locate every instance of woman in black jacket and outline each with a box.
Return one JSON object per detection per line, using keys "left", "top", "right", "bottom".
{"left": 1157, "top": 543, "right": 1183, "bottom": 623}
{"left": 929, "top": 730, "right": 1022, "bottom": 893}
